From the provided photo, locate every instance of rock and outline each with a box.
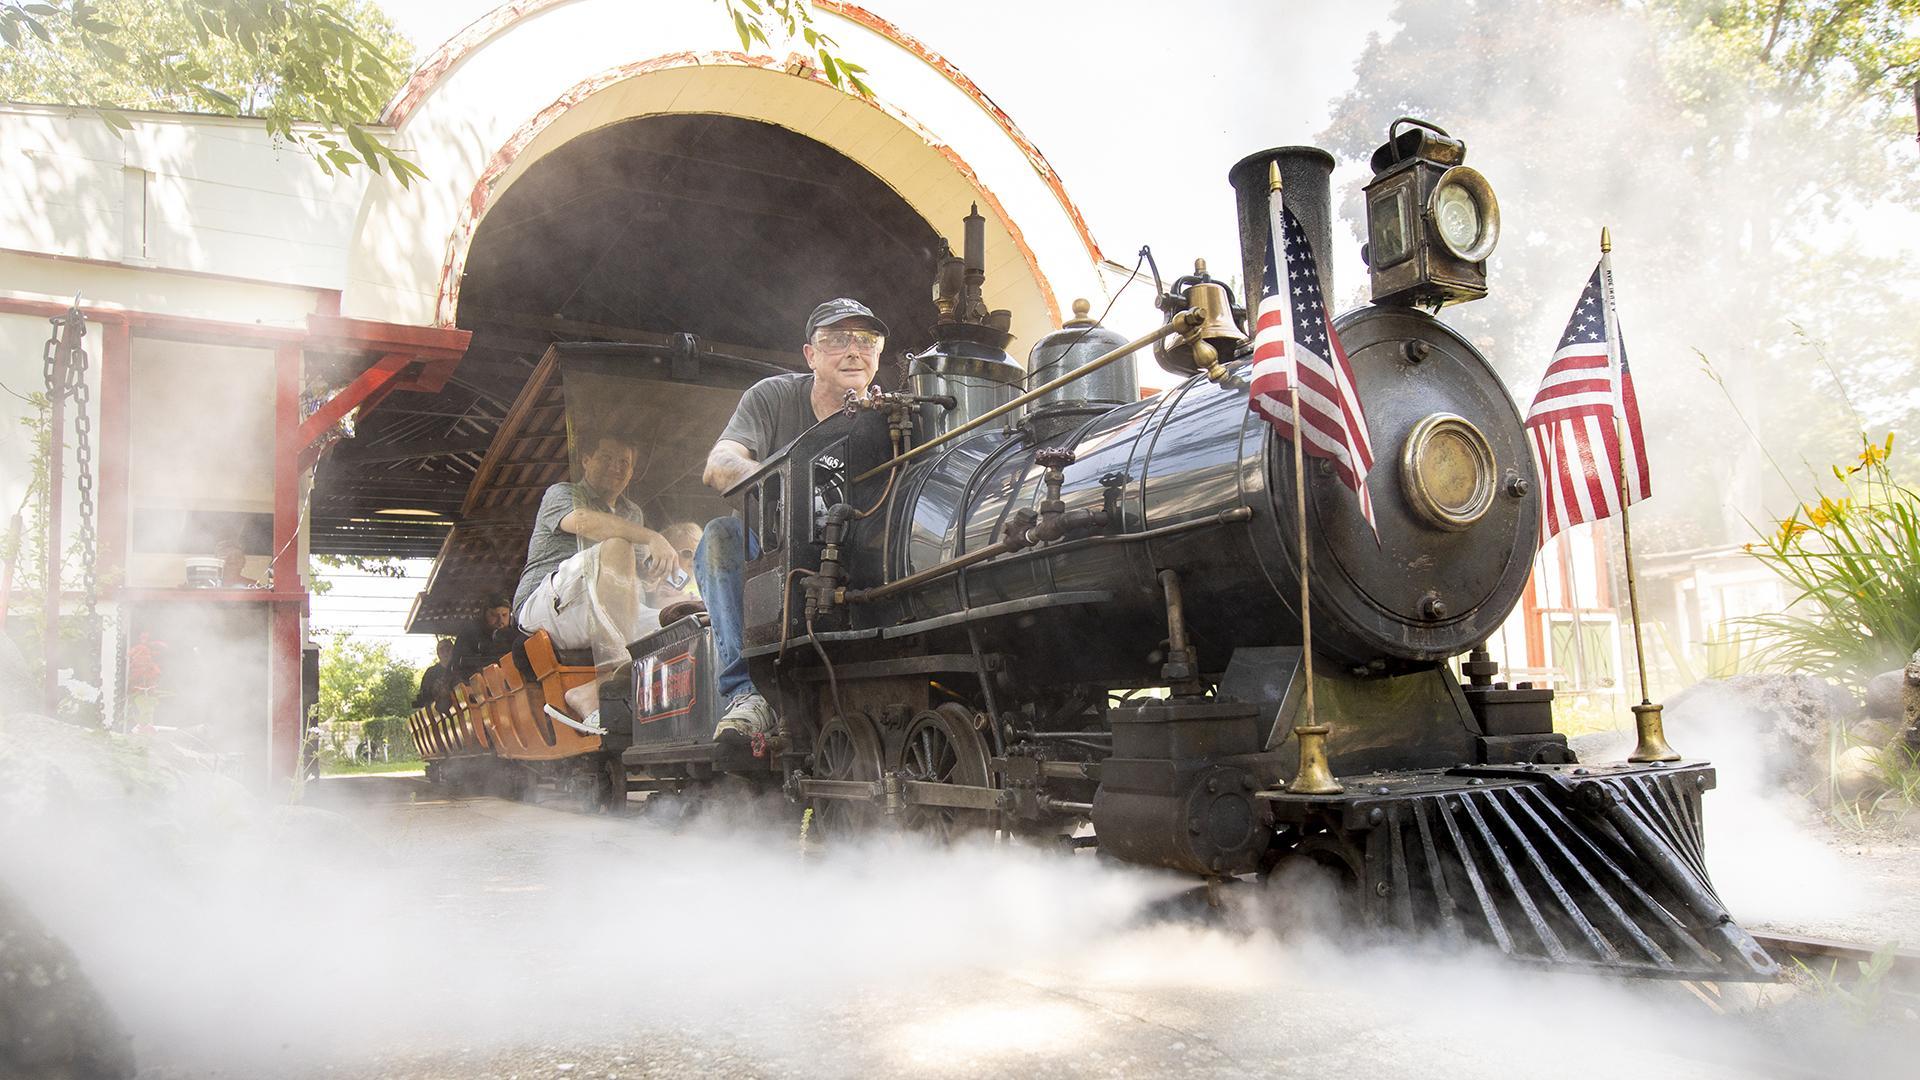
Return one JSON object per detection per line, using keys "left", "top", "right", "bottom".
{"left": 1832, "top": 745, "right": 1884, "bottom": 802}
{"left": 0, "top": 884, "right": 134, "bottom": 1080}
{"left": 1850, "top": 718, "right": 1899, "bottom": 749}
{"left": 1864, "top": 668, "right": 1907, "bottom": 719}
{"left": 1668, "top": 674, "right": 1859, "bottom": 787}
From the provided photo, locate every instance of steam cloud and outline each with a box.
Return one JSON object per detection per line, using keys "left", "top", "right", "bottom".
{"left": 3, "top": 711, "right": 1912, "bottom": 1080}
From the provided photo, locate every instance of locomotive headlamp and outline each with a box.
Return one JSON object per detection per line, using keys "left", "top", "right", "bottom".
{"left": 1429, "top": 167, "right": 1499, "bottom": 262}
{"left": 1363, "top": 118, "right": 1498, "bottom": 308}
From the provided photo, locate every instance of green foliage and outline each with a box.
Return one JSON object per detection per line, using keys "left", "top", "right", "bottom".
{"left": 314, "top": 631, "right": 414, "bottom": 726}
{"left": 308, "top": 552, "right": 404, "bottom": 596}
{"left": 1, "top": 388, "right": 98, "bottom": 708}
{"left": 1793, "top": 940, "right": 1906, "bottom": 1023}
{"left": 1319, "top": 0, "right": 1920, "bottom": 549}
{"left": 1738, "top": 433, "right": 1920, "bottom": 680}
{"left": 0, "top": 0, "right": 420, "bottom": 184}
{"left": 716, "top": 0, "right": 869, "bottom": 95}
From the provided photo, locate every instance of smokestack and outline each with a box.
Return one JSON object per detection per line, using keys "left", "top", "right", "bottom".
{"left": 1228, "top": 147, "right": 1337, "bottom": 306}
{"left": 963, "top": 202, "right": 986, "bottom": 273}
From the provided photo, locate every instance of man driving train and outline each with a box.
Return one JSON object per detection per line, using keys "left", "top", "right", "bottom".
{"left": 512, "top": 433, "right": 678, "bottom": 664}
{"left": 697, "top": 297, "right": 888, "bottom": 749}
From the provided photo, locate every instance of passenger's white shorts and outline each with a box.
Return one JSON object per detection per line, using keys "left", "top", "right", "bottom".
{"left": 515, "top": 538, "right": 661, "bottom": 668}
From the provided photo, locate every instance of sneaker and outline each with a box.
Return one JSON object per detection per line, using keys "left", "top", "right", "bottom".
{"left": 712, "top": 692, "right": 775, "bottom": 744}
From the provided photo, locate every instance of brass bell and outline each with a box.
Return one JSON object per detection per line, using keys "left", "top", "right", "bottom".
{"left": 1154, "top": 260, "right": 1247, "bottom": 381}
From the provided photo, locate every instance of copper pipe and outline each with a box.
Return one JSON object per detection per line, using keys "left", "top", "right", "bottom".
{"left": 852, "top": 312, "right": 1202, "bottom": 484}
{"left": 852, "top": 538, "right": 1015, "bottom": 603}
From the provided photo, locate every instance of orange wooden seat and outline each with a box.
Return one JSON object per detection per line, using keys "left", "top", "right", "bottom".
{"left": 515, "top": 631, "right": 603, "bottom": 758}
{"left": 483, "top": 662, "right": 548, "bottom": 759}
{"left": 499, "top": 660, "right": 556, "bottom": 748}
{"left": 453, "top": 679, "right": 496, "bottom": 755}
{"left": 409, "top": 708, "right": 440, "bottom": 761}
{"left": 470, "top": 670, "right": 525, "bottom": 756}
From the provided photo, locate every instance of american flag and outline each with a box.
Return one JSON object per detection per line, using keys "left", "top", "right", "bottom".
{"left": 1248, "top": 192, "right": 1378, "bottom": 533}
{"left": 1525, "top": 258, "right": 1651, "bottom": 541}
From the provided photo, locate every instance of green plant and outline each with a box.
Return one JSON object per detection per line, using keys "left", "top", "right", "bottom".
{"left": 1737, "top": 434, "right": 1920, "bottom": 683}
{"left": 717, "top": 0, "right": 869, "bottom": 95}
{"left": 1, "top": 0, "right": 421, "bottom": 183}
{"left": 1792, "top": 941, "right": 1903, "bottom": 1025}
{"left": 1867, "top": 739, "right": 1920, "bottom": 815}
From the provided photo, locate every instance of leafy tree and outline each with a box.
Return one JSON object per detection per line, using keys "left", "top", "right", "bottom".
{"left": 314, "top": 631, "right": 414, "bottom": 727}
{"left": 1320, "top": 0, "right": 1919, "bottom": 550}
{"left": 2, "top": 0, "right": 869, "bottom": 185}
{"left": 717, "top": 0, "right": 870, "bottom": 95}
{"left": 1, "top": 0, "right": 422, "bottom": 183}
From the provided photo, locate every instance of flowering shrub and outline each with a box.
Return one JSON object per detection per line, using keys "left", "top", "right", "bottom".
{"left": 126, "top": 633, "right": 167, "bottom": 732}
{"left": 1741, "top": 434, "right": 1919, "bottom": 681}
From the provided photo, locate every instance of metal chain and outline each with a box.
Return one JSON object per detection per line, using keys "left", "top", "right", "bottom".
{"left": 41, "top": 307, "right": 99, "bottom": 633}
{"left": 66, "top": 319, "right": 97, "bottom": 624}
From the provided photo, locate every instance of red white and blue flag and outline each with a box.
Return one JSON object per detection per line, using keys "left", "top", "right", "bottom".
{"left": 1248, "top": 190, "right": 1378, "bottom": 535}
{"left": 1525, "top": 257, "right": 1651, "bottom": 541}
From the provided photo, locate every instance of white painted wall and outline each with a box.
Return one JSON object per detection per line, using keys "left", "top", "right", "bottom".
{"left": 0, "top": 105, "right": 371, "bottom": 291}
{"left": 124, "top": 338, "right": 279, "bottom": 590}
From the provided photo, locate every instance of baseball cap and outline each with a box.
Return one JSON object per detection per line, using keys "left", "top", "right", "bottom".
{"left": 804, "top": 297, "right": 889, "bottom": 342}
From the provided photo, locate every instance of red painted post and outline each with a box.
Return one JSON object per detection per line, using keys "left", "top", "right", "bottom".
{"left": 269, "top": 344, "right": 304, "bottom": 784}
{"left": 1521, "top": 561, "right": 1546, "bottom": 672}
{"left": 97, "top": 320, "right": 131, "bottom": 589}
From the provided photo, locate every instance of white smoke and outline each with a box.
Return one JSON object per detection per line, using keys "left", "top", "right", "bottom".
{"left": 3, "top": 712, "right": 1912, "bottom": 1080}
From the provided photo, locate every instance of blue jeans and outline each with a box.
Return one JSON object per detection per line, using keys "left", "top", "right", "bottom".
{"left": 694, "top": 515, "right": 759, "bottom": 701}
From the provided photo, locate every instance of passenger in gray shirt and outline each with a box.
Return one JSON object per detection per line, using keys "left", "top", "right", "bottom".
{"left": 512, "top": 434, "right": 677, "bottom": 663}
{"left": 697, "top": 297, "right": 889, "bottom": 748}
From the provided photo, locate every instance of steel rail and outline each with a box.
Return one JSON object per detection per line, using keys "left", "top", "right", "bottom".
{"left": 1748, "top": 930, "right": 1920, "bottom": 977}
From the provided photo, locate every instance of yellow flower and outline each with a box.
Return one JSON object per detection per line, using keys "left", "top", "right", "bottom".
{"left": 1776, "top": 517, "right": 1810, "bottom": 545}
{"left": 1806, "top": 496, "right": 1851, "bottom": 528}
{"left": 1859, "top": 441, "right": 1888, "bottom": 469}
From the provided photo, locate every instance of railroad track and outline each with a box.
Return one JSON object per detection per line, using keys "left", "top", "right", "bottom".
{"left": 1751, "top": 930, "right": 1920, "bottom": 985}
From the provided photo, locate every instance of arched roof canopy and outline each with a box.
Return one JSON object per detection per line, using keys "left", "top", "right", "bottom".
{"left": 344, "top": 0, "right": 1108, "bottom": 338}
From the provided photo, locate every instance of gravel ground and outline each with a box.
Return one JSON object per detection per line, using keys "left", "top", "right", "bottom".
{"left": 1753, "top": 828, "right": 1920, "bottom": 944}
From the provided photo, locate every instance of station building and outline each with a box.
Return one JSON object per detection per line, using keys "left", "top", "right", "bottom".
{"left": 0, "top": 0, "right": 1135, "bottom": 782}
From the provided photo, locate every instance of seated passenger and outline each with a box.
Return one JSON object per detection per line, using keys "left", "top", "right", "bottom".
{"left": 213, "top": 536, "right": 261, "bottom": 588}
{"left": 697, "top": 298, "right": 887, "bottom": 749}
{"left": 413, "top": 638, "right": 458, "bottom": 712}
{"left": 644, "top": 522, "right": 705, "bottom": 612}
{"left": 451, "top": 595, "right": 522, "bottom": 679}
{"left": 512, "top": 434, "right": 677, "bottom": 670}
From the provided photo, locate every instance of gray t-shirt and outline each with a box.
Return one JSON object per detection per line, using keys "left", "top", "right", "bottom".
{"left": 512, "top": 481, "right": 645, "bottom": 613}
{"left": 719, "top": 372, "right": 826, "bottom": 461}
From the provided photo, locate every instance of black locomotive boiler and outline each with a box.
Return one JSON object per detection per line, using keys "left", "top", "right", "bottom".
{"left": 601, "top": 131, "right": 1778, "bottom": 982}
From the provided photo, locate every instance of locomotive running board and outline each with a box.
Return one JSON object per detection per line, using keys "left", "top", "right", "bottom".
{"left": 1259, "top": 761, "right": 1780, "bottom": 982}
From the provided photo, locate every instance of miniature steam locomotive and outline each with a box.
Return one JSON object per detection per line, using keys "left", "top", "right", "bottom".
{"left": 413, "top": 126, "right": 1778, "bottom": 983}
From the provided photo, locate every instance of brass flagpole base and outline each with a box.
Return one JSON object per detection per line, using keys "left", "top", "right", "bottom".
{"left": 1628, "top": 702, "right": 1680, "bottom": 763}
{"left": 1286, "top": 725, "right": 1344, "bottom": 795}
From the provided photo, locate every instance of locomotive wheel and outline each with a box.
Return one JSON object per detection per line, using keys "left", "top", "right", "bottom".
{"left": 809, "top": 711, "right": 885, "bottom": 843}
{"left": 896, "top": 704, "right": 995, "bottom": 842}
